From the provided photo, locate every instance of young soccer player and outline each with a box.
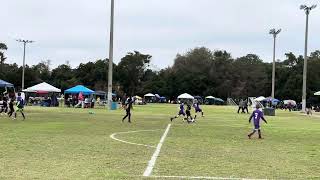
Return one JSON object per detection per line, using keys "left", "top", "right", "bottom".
{"left": 185, "top": 104, "right": 194, "bottom": 123}
{"left": 8, "top": 98, "right": 15, "bottom": 119}
{"left": 306, "top": 102, "right": 313, "bottom": 116}
{"left": 122, "top": 97, "right": 133, "bottom": 123}
{"left": 248, "top": 104, "right": 267, "bottom": 139}
{"left": 243, "top": 100, "right": 249, "bottom": 114}
{"left": 193, "top": 101, "right": 204, "bottom": 120}
{"left": 0, "top": 94, "right": 8, "bottom": 115}
{"left": 14, "top": 93, "right": 25, "bottom": 120}
{"left": 170, "top": 102, "right": 186, "bottom": 122}
{"left": 121, "top": 94, "right": 127, "bottom": 110}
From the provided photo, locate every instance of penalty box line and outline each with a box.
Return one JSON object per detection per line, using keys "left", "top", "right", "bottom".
{"left": 143, "top": 123, "right": 172, "bottom": 177}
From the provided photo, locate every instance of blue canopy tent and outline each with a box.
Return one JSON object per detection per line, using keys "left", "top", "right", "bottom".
{"left": 263, "top": 97, "right": 280, "bottom": 106}
{"left": 0, "top": 80, "right": 14, "bottom": 88}
{"left": 159, "top": 96, "right": 167, "bottom": 103}
{"left": 64, "top": 85, "right": 94, "bottom": 95}
{"left": 0, "top": 80, "right": 15, "bottom": 98}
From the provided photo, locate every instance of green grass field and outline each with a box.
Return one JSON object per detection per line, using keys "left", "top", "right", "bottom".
{"left": 0, "top": 104, "right": 319, "bottom": 179}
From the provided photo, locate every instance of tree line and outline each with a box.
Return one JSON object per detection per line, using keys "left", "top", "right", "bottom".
{"left": 1, "top": 43, "right": 320, "bottom": 103}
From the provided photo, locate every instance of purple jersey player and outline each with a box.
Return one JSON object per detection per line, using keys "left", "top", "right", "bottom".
{"left": 170, "top": 103, "right": 186, "bottom": 122}
{"left": 248, "top": 105, "right": 267, "bottom": 139}
{"left": 193, "top": 102, "right": 204, "bottom": 119}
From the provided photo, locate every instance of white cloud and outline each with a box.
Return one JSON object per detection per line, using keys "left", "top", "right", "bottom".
{"left": 1, "top": 0, "right": 319, "bottom": 68}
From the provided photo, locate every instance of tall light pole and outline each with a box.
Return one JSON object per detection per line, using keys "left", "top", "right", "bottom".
{"left": 269, "top": 28, "right": 281, "bottom": 99}
{"left": 107, "top": 0, "right": 114, "bottom": 107}
{"left": 300, "top": 4, "right": 317, "bottom": 112}
{"left": 16, "top": 39, "right": 34, "bottom": 90}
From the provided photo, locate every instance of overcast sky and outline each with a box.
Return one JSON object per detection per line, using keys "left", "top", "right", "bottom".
{"left": 1, "top": 0, "right": 320, "bottom": 69}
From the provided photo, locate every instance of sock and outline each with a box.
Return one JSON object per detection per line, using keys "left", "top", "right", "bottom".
{"left": 258, "top": 130, "right": 262, "bottom": 138}
{"left": 248, "top": 130, "right": 256, "bottom": 137}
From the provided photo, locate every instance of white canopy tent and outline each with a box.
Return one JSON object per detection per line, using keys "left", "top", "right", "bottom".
{"left": 254, "top": 96, "right": 266, "bottom": 102}
{"left": 284, "top": 100, "right": 297, "bottom": 106}
{"left": 205, "top": 96, "right": 215, "bottom": 99}
{"left": 24, "top": 82, "right": 61, "bottom": 93}
{"left": 314, "top": 91, "right": 320, "bottom": 96}
{"left": 178, "top": 93, "right": 194, "bottom": 99}
{"left": 144, "top": 93, "right": 155, "bottom": 97}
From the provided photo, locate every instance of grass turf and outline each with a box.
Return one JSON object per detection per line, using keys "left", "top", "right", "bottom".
{"left": 0, "top": 104, "right": 319, "bottom": 179}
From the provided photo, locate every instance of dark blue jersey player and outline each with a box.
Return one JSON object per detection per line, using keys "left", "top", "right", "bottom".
{"left": 15, "top": 93, "right": 25, "bottom": 120}
{"left": 122, "top": 97, "right": 133, "bottom": 123}
{"left": 170, "top": 103, "right": 186, "bottom": 122}
{"left": 248, "top": 105, "right": 267, "bottom": 139}
{"left": 193, "top": 102, "right": 204, "bottom": 120}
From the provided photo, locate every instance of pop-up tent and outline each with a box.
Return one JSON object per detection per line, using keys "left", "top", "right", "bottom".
{"left": 205, "top": 96, "right": 215, "bottom": 99}
{"left": 177, "top": 93, "right": 194, "bottom": 104}
{"left": 144, "top": 93, "right": 156, "bottom": 103}
{"left": 263, "top": 97, "right": 280, "bottom": 105}
{"left": 144, "top": 93, "right": 155, "bottom": 97}
{"left": 64, "top": 85, "right": 94, "bottom": 95}
{"left": 135, "top": 95, "right": 142, "bottom": 99}
{"left": 0, "top": 79, "right": 14, "bottom": 88}
{"left": 160, "top": 96, "right": 166, "bottom": 101}
{"left": 214, "top": 98, "right": 224, "bottom": 102}
{"left": 284, "top": 100, "right": 297, "bottom": 106}
{"left": 178, "top": 93, "right": 194, "bottom": 99}
{"left": 155, "top": 94, "right": 161, "bottom": 99}
{"left": 24, "top": 82, "right": 61, "bottom": 93}
{"left": 254, "top": 96, "right": 266, "bottom": 102}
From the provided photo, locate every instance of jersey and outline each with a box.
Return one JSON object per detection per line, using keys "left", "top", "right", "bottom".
{"left": 251, "top": 109, "right": 264, "bottom": 128}
{"left": 178, "top": 104, "right": 185, "bottom": 116}
{"left": 186, "top": 105, "right": 191, "bottom": 116}
{"left": 125, "top": 99, "right": 133, "bottom": 111}
{"left": 194, "top": 103, "right": 202, "bottom": 112}
{"left": 16, "top": 96, "right": 24, "bottom": 109}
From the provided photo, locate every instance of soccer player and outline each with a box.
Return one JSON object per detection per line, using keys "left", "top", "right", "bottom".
{"left": 237, "top": 99, "right": 244, "bottom": 113}
{"left": 248, "top": 104, "right": 267, "bottom": 139}
{"left": 306, "top": 102, "right": 313, "bottom": 116}
{"left": 121, "top": 94, "right": 127, "bottom": 110}
{"left": 8, "top": 98, "right": 15, "bottom": 119}
{"left": 243, "top": 100, "right": 249, "bottom": 114}
{"left": 14, "top": 93, "right": 26, "bottom": 120}
{"left": 0, "top": 94, "right": 8, "bottom": 114}
{"left": 122, "top": 97, "right": 133, "bottom": 123}
{"left": 186, "top": 104, "right": 194, "bottom": 123}
{"left": 193, "top": 101, "right": 204, "bottom": 120}
{"left": 170, "top": 102, "right": 186, "bottom": 122}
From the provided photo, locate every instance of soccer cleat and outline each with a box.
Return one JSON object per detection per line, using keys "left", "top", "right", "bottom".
{"left": 248, "top": 135, "right": 251, "bottom": 139}
{"left": 170, "top": 117, "right": 173, "bottom": 122}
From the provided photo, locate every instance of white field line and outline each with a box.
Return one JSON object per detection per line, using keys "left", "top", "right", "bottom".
{"left": 149, "top": 175, "right": 267, "bottom": 180}
{"left": 143, "top": 124, "right": 172, "bottom": 177}
{"left": 110, "top": 129, "right": 161, "bottom": 148}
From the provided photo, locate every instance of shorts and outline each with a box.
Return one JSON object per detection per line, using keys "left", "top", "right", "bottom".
{"left": 186, "top": 110, "right": 191, "bottom": 116}
{"left": 16, "top": 108, "right": 24, "bottom": 112}
{"left": 195, "top": 108, "right": 202, "bottom": 113}
{"left": 178, "top": 111, "right": 186, "bottom": 116}
{"left": 254, "top": 124, "right": 260, "bottom": 130}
